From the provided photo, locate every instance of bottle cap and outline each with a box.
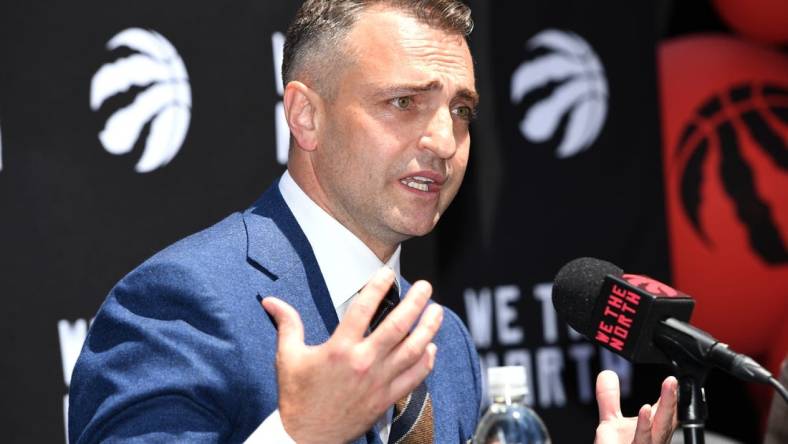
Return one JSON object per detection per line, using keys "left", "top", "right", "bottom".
{"left": 487, "top": 365, "right": 528, "bottom": 399}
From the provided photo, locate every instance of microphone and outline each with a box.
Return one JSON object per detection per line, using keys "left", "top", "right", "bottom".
{"left": 551, "top": 257, "right": 773, "bottom": 385}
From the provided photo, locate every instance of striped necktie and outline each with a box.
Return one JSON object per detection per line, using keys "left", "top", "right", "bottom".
{"left": 368, "top": 283, "right": 434, "bottom": 444}
{"left": 388, "top": 380, "right": 434, "bottom": 443}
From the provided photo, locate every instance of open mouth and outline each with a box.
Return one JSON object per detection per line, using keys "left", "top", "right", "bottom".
{"left": 400, "top": 176, "right": 435, "bottom": 192}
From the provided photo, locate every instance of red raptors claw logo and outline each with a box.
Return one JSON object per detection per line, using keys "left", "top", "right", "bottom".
{"left": 675, "top": 82, "right": 788, "bottom": 264}
{"left": 622, "top": 274, "right": 679, "bottom": 297}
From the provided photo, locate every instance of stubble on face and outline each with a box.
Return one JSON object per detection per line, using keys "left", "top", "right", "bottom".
{"left": 301, "top": 7, "right": 476, "bottom": 260}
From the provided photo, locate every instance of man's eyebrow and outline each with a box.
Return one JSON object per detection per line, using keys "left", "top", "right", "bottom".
{"left": 376, "top": 80, "right": 441, "bottom": 97}
{"left": 456, "top": 88, "right": 480, "bottom": 107}
{"left": 376, "top": 81, "right": 479, "bottom": 106}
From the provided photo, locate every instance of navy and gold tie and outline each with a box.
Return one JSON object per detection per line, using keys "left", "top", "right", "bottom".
{"left": 389, "top": 381, "right": 434, "bottom": 443}
{"left": 368, "top": 282, "right": 434, "bottom": 444}
{"left": 368, "top": 282, "right": 401, "bottom": 333}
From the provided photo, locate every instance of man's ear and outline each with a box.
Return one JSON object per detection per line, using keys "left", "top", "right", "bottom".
{"left": 283, "top": 81, "right": 321, "bottom": 152}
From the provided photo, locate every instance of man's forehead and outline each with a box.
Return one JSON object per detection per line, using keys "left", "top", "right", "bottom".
{"left": 346, "top": 9, "right": 476, "bottom": 98}
{"left": 350, "top": 7, "right": 470, "bottom": 55}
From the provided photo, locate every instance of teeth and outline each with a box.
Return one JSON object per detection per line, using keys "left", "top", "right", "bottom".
{"left": 401, "top": 179, "right": 429, "bottom": 191}
{"left": 400, "top": 176, "right": 437, "bottom": 192}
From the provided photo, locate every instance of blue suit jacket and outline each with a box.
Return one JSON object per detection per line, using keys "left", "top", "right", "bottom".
{"left": 69, "top": 184, "right": 482, "bottom": 443}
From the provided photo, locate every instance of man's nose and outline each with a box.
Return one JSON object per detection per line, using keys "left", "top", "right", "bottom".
{"left": 419, "top": 107, "right": 456, "bottom": 159}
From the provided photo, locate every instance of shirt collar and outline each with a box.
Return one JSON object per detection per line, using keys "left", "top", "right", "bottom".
{"left": 278, "top": 171, "right": 401, "bottom": 315}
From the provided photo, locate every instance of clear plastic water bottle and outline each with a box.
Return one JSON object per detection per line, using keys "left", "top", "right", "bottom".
{"left": 472, "top": 366, "right": 551, "bottom": 444}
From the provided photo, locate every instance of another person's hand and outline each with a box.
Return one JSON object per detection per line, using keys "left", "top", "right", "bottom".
{"left": 595, "top": 370, "right": 678, "bottom": 444}
{"left": 261, "top": 267, "right": 443, "bottom": 444}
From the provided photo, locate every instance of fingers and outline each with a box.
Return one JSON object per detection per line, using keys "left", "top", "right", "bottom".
{"left": 335, "top": 267, "right": 396, "bottom": 339}
{"left": 593, "top": 374, "right": 678, "bottom": 444}
{"left": 262, "top": 297, "right": 305, "bottom": 354}
{"left": 388, "top": 343, "right": 438, "bottom": 402}
{"left": 368, "top": 280, "right": 434, "bottom": 353}
{"left": 651, "top": 376, "right": 678, "bottom": 443}
{"left": 632, "top": 404, "right": 653, "bottom": 444}
{"left": 596, "top": 370, "right": 623, "bottom": 422}
{"left": 383, "top": 303, "right": 443, "bottom": 376}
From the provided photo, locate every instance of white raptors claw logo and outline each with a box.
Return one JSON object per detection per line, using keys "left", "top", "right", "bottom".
{"left": 511, "top": 29, "right": 608, "bottom": 159}
{"left": 90, "top": 28, "right": 191, "bottom": 173}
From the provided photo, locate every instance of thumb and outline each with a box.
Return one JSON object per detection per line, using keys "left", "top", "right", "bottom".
{"left": 596, "top": 370, "right": 623, "bottom": 422}
{"left": 262, "top": 297, "right": 305, "bottom": 353}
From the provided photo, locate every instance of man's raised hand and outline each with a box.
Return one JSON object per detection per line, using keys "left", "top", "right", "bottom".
{"left": 595, "top": 370, "right": 678, "bottom": 444}
{"left": 261, "top": 267, "right": 443, "bottom": 444}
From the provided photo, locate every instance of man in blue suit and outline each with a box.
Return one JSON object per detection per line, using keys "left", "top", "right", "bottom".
{"left": 70, "top": 1, "right": 678, "bottom": 443}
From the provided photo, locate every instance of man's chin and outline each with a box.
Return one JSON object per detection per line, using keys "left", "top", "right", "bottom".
{"left": 396, "top": 217, "right": 441, "bottom": 239}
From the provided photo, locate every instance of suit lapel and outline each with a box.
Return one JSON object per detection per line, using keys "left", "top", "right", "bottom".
{"left": 245, "top": 185, "right": 385, "bottom": 443}
{"left": 242, "top": 183, "right": 340, "bottom": 343}
{"left": 243, "top": 183, "right": 411, "bottom": 444}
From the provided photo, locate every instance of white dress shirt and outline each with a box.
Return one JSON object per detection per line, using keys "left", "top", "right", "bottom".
{"left": 245, "top": 171, "right": 400, "bottom": 443}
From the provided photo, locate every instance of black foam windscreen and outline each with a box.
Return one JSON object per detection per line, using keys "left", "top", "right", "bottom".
{"left": 552, "top": 257, "right": 623, "bottom": 335}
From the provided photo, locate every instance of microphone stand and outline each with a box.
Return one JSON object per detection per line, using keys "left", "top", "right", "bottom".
{"left": 654, "top": 322, "right": 712, "bottom": 444}
{"left": 673, "top": 361, "right": 709, "bottom": 444}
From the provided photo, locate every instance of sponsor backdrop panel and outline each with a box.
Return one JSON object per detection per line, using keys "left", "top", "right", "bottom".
{"left": 0, "top": 1, "right": 298, "bottom": 441}
{"left": 0, "top": 0, "right": 679, "bottom": 442}
{"left": 433, "top": 1, "right": 670, "bottom": 442}
{"left": 660, "top": 34, "right": 788, "bottom": 427}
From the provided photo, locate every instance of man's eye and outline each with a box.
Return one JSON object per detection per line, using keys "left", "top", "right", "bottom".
{"left": 392, "top": 97, "right": 412, "bottom": 109}
{"left": 453, "top": 105, "right": 476, "bottom": 121}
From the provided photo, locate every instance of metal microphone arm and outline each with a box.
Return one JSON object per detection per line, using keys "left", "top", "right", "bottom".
{"left": 653, "top": 319, "right": 711, "bottom": 444}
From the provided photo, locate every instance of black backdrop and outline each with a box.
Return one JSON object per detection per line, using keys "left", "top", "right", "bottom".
{"left": 0, "top": 1, "right": 735, "bottom": 442}
{"left": 0, "top": 2, "right": 299, "bottom": 440}
{"left": 433, "top": 1, "right": 670, "bottom": 440}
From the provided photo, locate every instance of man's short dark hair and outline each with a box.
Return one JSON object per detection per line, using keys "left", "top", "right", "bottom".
{"left": 282, "top": 0, "right": 473, "bottom": 93}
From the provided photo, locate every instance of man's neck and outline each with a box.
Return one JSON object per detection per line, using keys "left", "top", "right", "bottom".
{"left": 278, "top": 170, "right": 403, "bottom": 313}
{"left": 287, "top": 167, "right": 400, "bottom": 262}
